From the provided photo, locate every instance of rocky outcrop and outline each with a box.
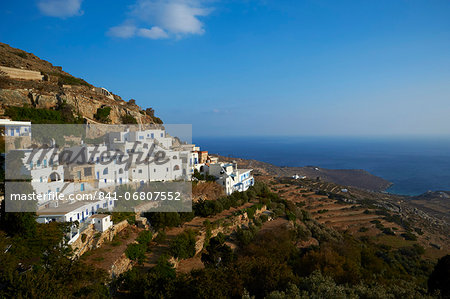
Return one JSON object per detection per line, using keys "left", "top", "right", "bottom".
{"left": 0, "top": 42, "right": 160, "bottom": 124}
{"left": 110, "top": 253, "right": 133, "bottom": 279}
{"left": 71, "top": 220, "right": 130, "bottom": 258}
{"left": 0, "top": 85, "right": 155, "bottom": 124}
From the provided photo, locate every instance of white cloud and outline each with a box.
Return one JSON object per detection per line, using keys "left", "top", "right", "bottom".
{"left": 137, "top": 26, "right": 169, "bottom": 39}
{"left": 108, "top": 25, "right": 137, "bottom": 38}
{"left": 37, "top": 0, "right": 83, "bottom": 18}
{"left": 109, "top": 0, "right": 213, "bottom": 40}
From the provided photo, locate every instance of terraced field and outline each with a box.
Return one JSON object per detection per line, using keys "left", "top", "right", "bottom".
{"left": 271, "top": 180, "right": 409, "bottom": 239}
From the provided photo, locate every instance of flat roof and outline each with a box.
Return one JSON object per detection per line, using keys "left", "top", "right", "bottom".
{"left": 0, "top": 119, "right": 31, "bottom": 125}
{"left": 91, "top": 214, "right": 110, "bottom": 219}
{"left": 36, "top": 199, "right": 103, "bottom": 216}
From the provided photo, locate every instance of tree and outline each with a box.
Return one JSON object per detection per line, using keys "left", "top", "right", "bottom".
{"left": 428, "top": 254, "right": 450, "bottom": 297}
{"left": 125, "top": 243, "right": 146, "bottom": 263}
{"left": 170, "top": 229, "right": 197, "bottom": 259}
{"left": 94, "top": 106, "right": 111, "bottom": 123}
{"left": 201, "top": 233, "right": 235, "bottom": 267}
{"left": 0, "top": 151, "right": 36, "bottom": 237}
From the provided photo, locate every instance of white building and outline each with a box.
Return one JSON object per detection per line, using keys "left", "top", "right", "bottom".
{"left": 207, "top": 162, "right": 255, "bottom": 195}
{"left": 21, "top": 148, "right": 65, "bottom": 208}
{"left": 36, "top": 197, "right": 114, "bottom": 224}
{"left": 0, "top": 119, "right": 31, "bottom": 137}
{"left": 6, "top": 124, "right": 199, "bottom": 225}
{"left": 91, "top": 214, "right": 113, "bottom": 232}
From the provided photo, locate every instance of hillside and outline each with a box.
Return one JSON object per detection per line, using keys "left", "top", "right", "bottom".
{"left": 408, "top": 191, "right": 450, "bottom": 224}
{"left": 0, "top": 42, "right": 161, "bottom": 124}
{"left": 217, "top": 155, "right": 392, "bottom": 192}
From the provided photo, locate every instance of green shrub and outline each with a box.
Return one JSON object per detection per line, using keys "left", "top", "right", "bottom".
{"left": 382, "top": 228, "right": 395, "bottom": 235}
{"left": 51, "top": 72, "right": 90, "bottom": 86}
{"left": 125, "top": 243, "right": 146, "bottom": 263}
{"left": 154, "top": 230, "right": 167, "bottom": 244}
{"left": 121, "top": 114, "right": 138, "bottom": 124}
{"left": 94, "top": 107, "right": 111, "bottom": 123}
{"left": 136, "top": 230, "right": 153, "bottom": 248}
{"left": 169, "top": 229, "right": 197, "bottom": 259}
{"left": 401, "top": 231, "right": 417, "bottom": 241}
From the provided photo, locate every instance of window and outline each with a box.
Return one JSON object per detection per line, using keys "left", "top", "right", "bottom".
{"left": 84, "top": 167, "right": 92, "bottom": 176}
{"left": 40, "top": 177, "right": 43, "bottom": 183}
{"left": 139, "top": 136, "right": 144, "bottom": 140}
{"left": 151, "top": 133, "right": 154, "bottom": 138}
{"left": 80, "top": 183, "right": 85, "bottom": 191}
{"left": 43, "top": 159, "right": 47, "bottom": 167}
{"left": 77, "top": 171, "right": 81, "bottom": 180}
{"left": 37, "top": 160, "right": 41, "bottom": 167}
{"left": 138, "top": 169, "right": 142, "bottom": 173}
{"left": 49, "top": 172, "right": 60, "bottom": 182}
{"left": 30, "top": 162, "right": 33, "bottom": 170}
{"left": 103, "top": 168, "right": 108, "bottom": 175}
{"left": 56, "top": 188, "right": 60, "bottom": 193}
{"left": 161, "top": 133, "right": 163, "bottom": 137}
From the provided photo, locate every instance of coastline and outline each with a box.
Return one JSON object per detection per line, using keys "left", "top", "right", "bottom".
{"left": 216, "top": 155, "right": 393, "bottom": 193}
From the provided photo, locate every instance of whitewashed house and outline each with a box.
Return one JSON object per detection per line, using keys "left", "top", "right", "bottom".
{"left": 21, "top": 148, "right": 65, "bottom": 208}
{"left": 36, "top": 197, "right": 114, "bottom": 224}
{"left": 91, "top": 214, "right": 113, "bottom": 232}
{"left": 207, "top": 162, "right": 255, "bottom": 195}
{"left": 0, "top": 119, "right": 31, "bottom": 137}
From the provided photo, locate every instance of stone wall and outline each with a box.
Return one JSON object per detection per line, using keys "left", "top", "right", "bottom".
{"left": 193, "top": 205, "right": 267, "bottom": 255}
{"left": 169, "top": 205, "right": 268, "bottom": 269}
{"left": 110, "top": 253, "right": 133, "bottom": 279}
{"left": 0, "top": 66, "right": 43, "bottom": 81}
{"left": 71, "top": 219, "right": 130, "bottom": 258}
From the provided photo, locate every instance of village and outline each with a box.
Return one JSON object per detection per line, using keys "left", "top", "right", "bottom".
{"left": 0, "top": 118, "right": 255, "bottom": 245}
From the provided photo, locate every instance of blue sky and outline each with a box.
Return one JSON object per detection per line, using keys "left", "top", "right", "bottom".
{"left": 1, "top": 0, "right": 450, "bottom": 137}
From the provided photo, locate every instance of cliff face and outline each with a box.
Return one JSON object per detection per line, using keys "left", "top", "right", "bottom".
{"left": 0, "top": 42, "right": 160, "bottom": 124}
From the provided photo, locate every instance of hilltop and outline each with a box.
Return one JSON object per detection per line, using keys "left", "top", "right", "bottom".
{"left": 0, "top": 42, "right": 161, "bottom": 124}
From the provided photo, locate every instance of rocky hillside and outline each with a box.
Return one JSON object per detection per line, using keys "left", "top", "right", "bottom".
{"left": 0, "top": 42, "right": 161, "bottom": 124}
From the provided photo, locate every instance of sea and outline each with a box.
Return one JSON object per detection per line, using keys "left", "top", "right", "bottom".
{"left": 193, "top": 136, "right": 450, "bottom": 196}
